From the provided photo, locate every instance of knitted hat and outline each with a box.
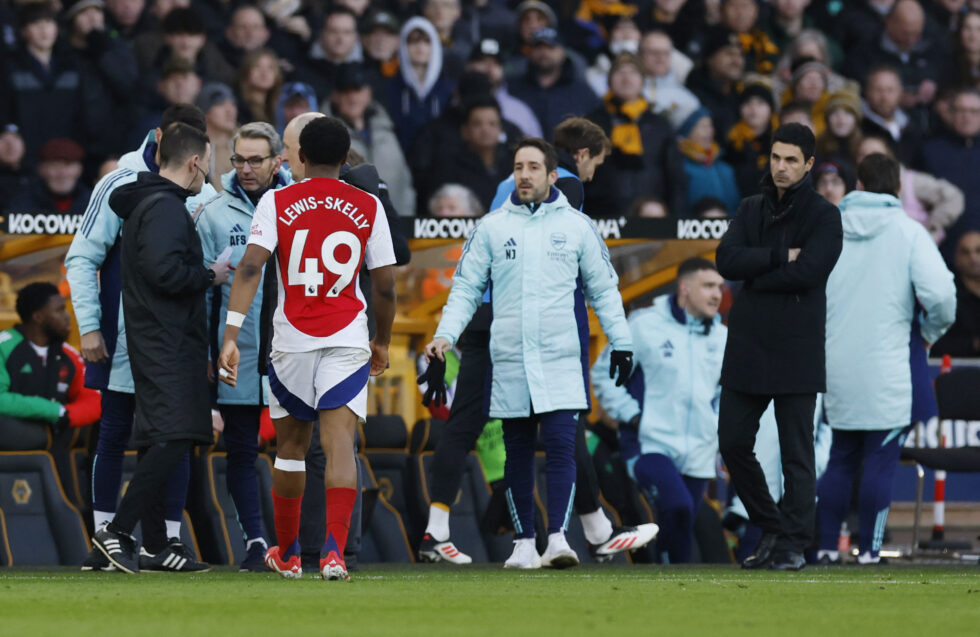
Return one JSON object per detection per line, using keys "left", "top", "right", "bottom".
{"left": 790, "top": 57, "right": 829, "bottom": 86}
{"left": 64, "top": 0, "right": 104, "bottom": 22}
{"left": 701, "top": 26, "right": 741, "bottom": 60}
{"left": 739, "top": 82, "right": 774, "bottom": 109}
{"left": 38, "top": 138, "right": 85, "bottom": 163}
{"left": 814, "top": 161, "right": 856, "bottom": 192}
{"left": 609, "top": 51, "right": 644, "bottom": 77}
{"left": 195, "top": 82, "right": 234, "bottom": 113}
{"left": 824, "top": 89, "right": 863, "bottom": 121}
{"left": 678, "top": 107, "right": 712, "bottom": 138}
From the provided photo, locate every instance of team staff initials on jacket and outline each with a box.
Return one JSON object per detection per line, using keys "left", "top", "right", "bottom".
{"left": 277, "top": 195, "right": 373, "bottom": 230}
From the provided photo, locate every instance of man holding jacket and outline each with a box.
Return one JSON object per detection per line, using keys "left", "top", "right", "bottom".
{"left": 94, "top": 123, "right": 221, "bottom": 574}
{"left": 817, "top": 153, "right": 956, "bottom": 565}
{"left": 716, "top": 123, "right": 843, "bottom": 571}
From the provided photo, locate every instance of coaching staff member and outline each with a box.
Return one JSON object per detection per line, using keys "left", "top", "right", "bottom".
{"left": 715, "top": 123, "right": 842, "bottom": 572}
{"left": 93, "top": 122, "right": 225, "bottom": 573}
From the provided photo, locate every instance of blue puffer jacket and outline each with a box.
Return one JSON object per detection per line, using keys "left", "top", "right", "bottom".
{"left": 196, "top": 169, "right": 290, "bottom": 405}
{"left": 65, "top": 130, "right": 216, "bottom": 392}
{"left": 592, "top": 294, "right": 726, "bottom": 479}
{"left": 435, "top": 187, "right": 632, "bottom": 417}
{"left": 825, "top": 191, "right": 956, "bottom": 430}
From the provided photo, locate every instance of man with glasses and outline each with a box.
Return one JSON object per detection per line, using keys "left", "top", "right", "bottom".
{"left": 197, "top": 122, "right": 291, "bottom": 571}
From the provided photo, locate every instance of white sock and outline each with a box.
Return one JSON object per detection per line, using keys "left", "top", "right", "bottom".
{"left": 246, "top": 537, "right": 267, "bottom": 551}
{"left": 579, "top": 509, "right": 614, "bottom": 545}
{"left": 817, "top": 549, "right": 840, "bottom": 562}
{"left": 425, "top": 504, "right": 450, "bottom": 542}
{"left": 93, "top": 510, "right": 113, "bottom": 530}
{"left": 165, "top": 519, "right": 181, "bottom": 540}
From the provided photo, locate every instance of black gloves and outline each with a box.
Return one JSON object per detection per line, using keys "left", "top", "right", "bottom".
{"left": 610, "top": 350, "right": 633, "bottom": 387}
{"left": 52, "top": 410, "right": 70, "bottom": 435}
{"left": 621, "top": 414, "right": 641, "bottom": 432}
{"left": 417, "top": 357, "right": 448, "bottom": 408}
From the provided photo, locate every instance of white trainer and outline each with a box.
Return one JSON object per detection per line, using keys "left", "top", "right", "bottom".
{"left": 503, "top": 538, "right": 542, "bottom": 569}
{"left": 541, "top": 532, "right": 579, "bottom": 569}
{"left": 593, "top": 523, "right": 660, "bottom": 558}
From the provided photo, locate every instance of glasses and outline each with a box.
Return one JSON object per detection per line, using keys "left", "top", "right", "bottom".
{"left": 230, "top": 154, "right": 275, "bottom": 168}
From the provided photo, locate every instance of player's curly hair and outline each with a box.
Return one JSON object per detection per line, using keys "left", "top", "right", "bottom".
{"left": 299, "top": 116, "right": 350, "bottom": 167}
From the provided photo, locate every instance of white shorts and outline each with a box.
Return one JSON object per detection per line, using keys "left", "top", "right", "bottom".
{"left": 267, "top": 347, "right": 371, "bottom": 422}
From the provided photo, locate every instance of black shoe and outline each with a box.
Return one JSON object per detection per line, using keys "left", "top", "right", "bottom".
{"left": 93, "top": 526, "right": 139, "bottom": 574}
{"left": 741, "top": 532, "right": 778, "bottom": 570}
{"left": 817, "top": 554, "right": 842, "bottom": 566}
{"left": 81, "top": 546, "right": 116, "bottom": 572}
{"left": 240, "top": 541, "right": 270, "bottom": 572}
{"left": 770, "top": 550, "right": 806, "bottom": 571}
{"left": 140, "top": 538, "right": 210, "bottom": 572}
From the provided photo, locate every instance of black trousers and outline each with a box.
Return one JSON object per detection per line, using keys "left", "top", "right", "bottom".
{"left": 718, "top": 388, "right": 816, "bottom": 553}
{"left": 429, "top": 309, "right": 601, "bottom": 516}
{"left": 109, "top": 439, "right": 193, "bottom": 553}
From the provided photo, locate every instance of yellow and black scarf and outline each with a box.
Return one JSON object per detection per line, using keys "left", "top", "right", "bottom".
{"left": 679, "top": 138, "right": 721, "bottom": 166}
{"left": 604, "top": 92, "right": 649, "bottom": 156}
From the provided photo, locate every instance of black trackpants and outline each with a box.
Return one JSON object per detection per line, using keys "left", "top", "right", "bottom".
{"left": 718, "top": 388, "right": 816, "bottom": 553}
{"left": 109, "top": 439, "right": 193, "bottom": 553}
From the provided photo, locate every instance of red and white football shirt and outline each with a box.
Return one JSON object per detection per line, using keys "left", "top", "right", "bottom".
{"left": 249, "top": 177, "right": 396, "bottom": 353}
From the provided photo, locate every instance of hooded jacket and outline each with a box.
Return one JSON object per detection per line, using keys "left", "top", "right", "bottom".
{"left": 591, "top": 295, "right": 726, "bottom": 479}
{"left": 64, "top": 131, "right": 216, "bottom": 393}
{"left": 110, "top": 172, "right": 213, "bottom": 446}
{"left": 717, "top": 172, "right": 843, "bottom": 394}
{"left": 387, "top": 17, "right": 455, "bottom": 151}
{"left": 434, "top": 187, "right": 632, "bottom": 417}
{"left": 508, "top": 56, "right": 601, "bottom": 140}
{"left": 825, "top": 191, "right": 956, "bottom": 430}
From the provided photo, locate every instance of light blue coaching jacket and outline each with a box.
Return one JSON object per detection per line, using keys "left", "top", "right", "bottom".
{"left": 65, "top": 130, "right": 216, "bottom": 393}
{"left": 434, "top": 187, "right": 632, "bottom": 418}
{"left": 196, "top": 169, "right": 290, "bottom": 405}
{"left": 825, "top": 191, "right": 956, "bottom": 431}
{"left": 591, "top": 294, "right": 727, "bottom": 479}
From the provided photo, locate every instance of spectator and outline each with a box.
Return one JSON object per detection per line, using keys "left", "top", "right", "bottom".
{"left": 586, "top": 52, "right": 685, "bottom": 217}
{"left": 130, "top": 57, "right": 202, "bottom": 146}
{"left": 771, "top": 29, "right": 854, "bottom": 98}
{"left": 324, "top": 63, "right": 416, "bottom": 216}
{"left": 861, "top": 64, "right": 928, "bottom": 166}
{"left": 635, "top": 0, "right": 706, "bottom": 56}
{"left": 780, "top": 100, "right": 817, "bottom": 132}
{"left": 66, "top": 0, "right": 140, "bottom": 158}
{"left": 197, "top": 82, "right": 239, "bottom": 186}
{"left": 0, "top": 126, "right": 29, "bottom": 207}
{"left": 0, "top": 2, "right": 107, "bottom": 167}
{"left": 218, "top": 5, "right": 271, "bottom": 70}
{"left": 106, "top": 0, "right": 149, "bottom": 40}
{"left": 725, "top": 81, "right": 775, "bottom": 197}
{"left": 387, "top": 17, "right": 454, "bottom": 151}
{"left": 133, "top": 6, "right": 236, "bottom": 86}
{"left": 692, "top": 196, "right": 730, "bottom": 218}
{"left": 932, "top": 230, "right": 980, "bottom": 356}
{"left": 361, "top": 10, "right": 401, "bottom": 92}
{"left": 930, "top": 0, "right": 969, "bottom": 33}
{"left": 839, "top": 0, "right": 898, "bottom": 55}
{"left": 428, "top": 97, "right": 511, "bottom": 210}
{"left": 631, "top": 195, "right": 670, "bottom": 217}
{"left": 508, "top": 28, "right": 600, "bottom": 138}
{"left": 685, "top": 26, "right": 745, "bottom": 141}
{"left": 920, "top": 88, "right": 980, "bottom": 251}
{"left": 0, "top": 282, "right": 101, "bottom": 448}
{"left": 9, "top": 138, "right": 92, "bottom": 213}
{"left": 467, "top": 38, "right": 542, "bottom": 137}
{"left": 509, "top": 0, "right": 559, "bottom": 66}
{"left": 813, "top": 161, "right": 855, "bottom": 206}
{"left": 953, "top": 10, "right": 980, "bottom": 89}
{"left": 292, "top": 7, "right": 363, "bottom": 101}
{"left": 274, "top": 82, "right": 318, "bottom": 135}
{"left": 857, "top": 134, "right": 964, "bottom": 242}
{"left": 722, "top": 0, "right": 780, "bottom": 74}
{"left": 816, "top": 90, "right": 863, "bottom": 168}
{"left": 592, "top": 258, "right": 726, "bottom": 563}
{"left": 423, "top": 0, "right": 472, "bottom": 78}
{"left": 819, "top": 153, "right": 955, "bottom": 565}
{"left": 763, "top": 0, "right": 841, "bottom": 65}
{"left": 428, "top": 183, "right": 484, "bottom": 217}
{"left": 781, "top": 58, "right": 843, "bottom": 137}
{"left": 638, "top": 30, "right": 700, "bottom": 128}
{"left": 237, "top": 48, "right": 282, "bottom": 124}
{"left": 678, "top": 108, "right": 741, "bottom": 215}
{"left": 460, "top": 0, "right": 516, "bottom": 54}
{"left": 585, "top": 15, "right": 642, "bottom": 97}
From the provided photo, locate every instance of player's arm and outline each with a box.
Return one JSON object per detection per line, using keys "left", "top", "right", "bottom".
{"left": 217, "top": 243, "right": 270, "bottom": 385}
{"left": 369, "top": 264, "right": 396, "bottom": 376}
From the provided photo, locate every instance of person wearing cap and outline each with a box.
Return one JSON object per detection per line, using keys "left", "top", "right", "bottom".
{"left": 274, "top": 82, "right": 319, "bottom": 135}
{"left": 508, "top": 27, "right": 600, "bottom": 137}
{"left": 66, "top": 0, "right": 140, "bottom": 157}
{"left": 387, "top": 16, "right": 455, "bottom": 150}
{"left": 466, "top": 37, "right": 542, "bottom": 138}
{"left": 685, "top": 26, "right": 746, "bottom": 142}
{"left": 197, "top": 122, "right": 291, "bottom": 571}
{"left": 325, "top": 63, "right": 416, "bottom": 216}
{"left": 638, "top": 31, "right": 700, "bottom": 127}
{"left": 0, "top": 2, "right": 109, "bottom": 167}
{"left": 198, "top": 82, "right": 239, "bottom": 184}
{"left": 677, "top": 107, "right": 741, "bottom": 214}
{"left": 9, "top": 138, "right": 92, "bottom": 213}
{"left": 813, "top": 161, "right": 855, "bottom": 206}
{"left": 586, "top": 52, "right": 686, "bottom": 216}
{"left": 726, "top": 81, "right": 775, "bottom": 197}
{"left": 361, "top": 10, "right": 401, "bottom": 84}
{"left": 133, "top": 6, "right": 236, "bottom": 87}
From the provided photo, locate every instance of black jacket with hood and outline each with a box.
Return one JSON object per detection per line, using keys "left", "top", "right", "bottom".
{"left": 110, "top": 171, "right": 213, "bottom": 446}
{"left": 716, "top": 172, "right": 843, "bottom": 395}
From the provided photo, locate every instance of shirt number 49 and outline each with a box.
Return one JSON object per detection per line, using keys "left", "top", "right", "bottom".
{"left": 287, "top": 228, "right": 361, "bottom": 297}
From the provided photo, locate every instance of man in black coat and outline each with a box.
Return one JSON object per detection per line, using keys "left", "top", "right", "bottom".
{"left": 93, "top": 122, "right": 229, "bottom": 574}
{"left": 716, "top": 123, "right": 843, "bottom": 571}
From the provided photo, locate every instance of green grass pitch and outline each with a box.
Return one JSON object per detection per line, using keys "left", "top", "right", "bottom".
{"left": 2, "top": 564, "right": 979, "bottom": 636}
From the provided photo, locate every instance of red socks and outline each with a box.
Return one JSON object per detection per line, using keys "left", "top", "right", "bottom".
{"left": 272, "top": 490, "right": 302, "bottom": 558}
{"left": 323, "top": 487, "right": 358, "bottom": 555}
